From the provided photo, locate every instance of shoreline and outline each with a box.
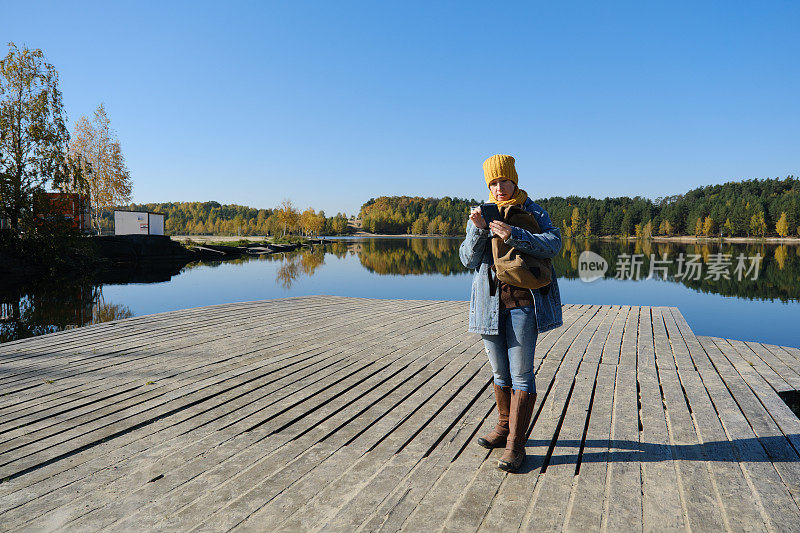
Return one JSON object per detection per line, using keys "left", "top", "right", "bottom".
{"left": 169, "top": 233, "right": 800, "bottom": 243}
{"left": 597, "top": 235, "right": 800, "bottom": 244}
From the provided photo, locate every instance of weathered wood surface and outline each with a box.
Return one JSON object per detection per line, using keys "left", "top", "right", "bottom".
{"left": 0, "top": 296, "right": 798, "bottom": 532}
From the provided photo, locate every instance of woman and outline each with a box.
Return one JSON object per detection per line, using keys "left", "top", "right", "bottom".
{"left": 459, "top": 154, "right": 563, "bottom": 472}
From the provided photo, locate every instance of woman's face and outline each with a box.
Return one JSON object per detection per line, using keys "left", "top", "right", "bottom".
{"left": 489, "top": 179, "right": 516, "bottom": 202}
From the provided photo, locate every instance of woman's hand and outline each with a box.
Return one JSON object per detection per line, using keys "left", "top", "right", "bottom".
{"left": 489, "top": 220, "right": 512, "bottom": 240}
{"left": 469, "top": 207, "right": 487, "bottom": 229}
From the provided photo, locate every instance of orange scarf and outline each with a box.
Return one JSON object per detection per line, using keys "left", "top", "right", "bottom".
{"left": 489, "top": 186, "right": 528, "bottom": 208}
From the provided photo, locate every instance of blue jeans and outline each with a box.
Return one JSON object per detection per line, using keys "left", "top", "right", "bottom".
{"left": 481, "top": 305, "right": 538, "bottom": 393}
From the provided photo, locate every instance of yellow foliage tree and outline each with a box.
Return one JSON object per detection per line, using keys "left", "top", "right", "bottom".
{"left": 703, "top": 216, "right": 714, "bottom": 236}
{"left": 276, "top": 199, "right": 299, "bottom": 236}
{"left": 642, "top": 220, "right": 653, "bottom": 239}
{"left": 427, "top": 215, "right": 443, "bottom": 235}
{"left": 411, "top": 215, "right": 428, "bottom": 235}
{"left": 330, "top": 213, "right": 348, "bottom": 234}
{"left": 1, "top": 43, "right": 81, "bottom": 233}
{"left": 723, "top": 218, "right": 733, "bottom": 236}
{"left": 67, "top": 103, "right": 132, "bottom": 234}
{"left": 570, "top": 207, "right": 580, "bottom": 236}
{"left": 694, "top": 217, "right": 703, "bottom": 236}
{"left": 775, "top": 211, "right": 788, "bottom": 238}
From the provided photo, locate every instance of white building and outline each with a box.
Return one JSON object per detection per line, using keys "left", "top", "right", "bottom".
{"left": 114, "top": 211, "right": 165, "bottom": 235}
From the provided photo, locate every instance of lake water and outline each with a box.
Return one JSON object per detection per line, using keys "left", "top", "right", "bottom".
{"left": 2, "top": 237, "right": 798, "bottom": 348}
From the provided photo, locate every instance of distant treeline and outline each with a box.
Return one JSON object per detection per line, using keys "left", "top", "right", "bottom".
{"left": 359, "top": 176, "right": 800, "bottom": 238}
{"left": 539, "top": 176, "right": 800, "bottom": 239}
{"left": 359, "top": 196, "right": 479, "bottom": 235}
{"left": 99, "top": 201, "right": 352, "bottom": 236}
{"left": 99, "top": 176, "right": 800, "bottom": 239}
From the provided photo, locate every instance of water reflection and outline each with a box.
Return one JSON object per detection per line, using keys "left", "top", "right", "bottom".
{"left": 558, "top": 239, "right": 799, "bottom": 302}
{"left": 0, "top": 283, "right": 132, "bottom": 343}
{"left": 357, "top": 238, "right": 464, "bottom": 276}
{"left": 1, "top": 238, "right": 798, "bottom": 344}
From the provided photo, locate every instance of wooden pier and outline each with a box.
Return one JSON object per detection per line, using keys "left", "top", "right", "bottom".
{"left": 0, "top": 296, "right": 798, "bottom": 532}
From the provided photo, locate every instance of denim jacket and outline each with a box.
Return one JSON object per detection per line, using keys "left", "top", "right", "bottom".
{"left": 459, "top": 197, "right": 563, "bottom": 335}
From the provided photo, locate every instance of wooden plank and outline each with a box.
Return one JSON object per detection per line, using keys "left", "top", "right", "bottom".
{"left": 758, "top": 342, "right": 800, "bottom": 385}
{"left": 0, "top": 298, "right": 430, "bottom": 439}
{"left": 662, "top": 308, "right": 767, "bottom": 532}
{"left": 355, "top": 390, "right": 496, "bottom": 532}
{"left": 0, "top": 304, "right": 448, "bottom": 483}
{"left": 712, "top": 337, "right": 800, "bottom": 456}
{"left": 319, "top": 309, "right": 584, "bottom": 533}
{"left": 774, "top": 344, "right": 800, "bottom": 365}
{"left": 733, "top": 340, "right": 795, "bottom": 393}
{"left": 249, "top": 354, "right": 489, "bottom": 532}
{"left": 59, "top": 304, "right": 472, "bottom": 532}
{"left": 80, "top": 316, "right": 476, "bottom": 532}
{"left": 704, "top": 336, "right": 800, "bottom": 508}
{"left": 469, "top": 305, "right": 611, "bottom": 532}
{"left": 9, "top": 298, "right": 795, "bottom": 532}
{"left": 0, "top": 297, "right": 306, "bottom": 354}
{"left": 744, "top": 341, "right": 800, "bottom": 391}
{"left": 633, "top": 307, "right": 685, "bottom": 533}
{"left": 0, "top": 298, "right": 454, "bottom": 492}
{"left": 0, "top": 296, "right": 332, "bottom": 367}
{"left": 0, "top": 297, "right": 397, "bottom": 396}
{"left": 693, "top": 335, "right": 800, "bottom": 531}
{"left": 0, "top": 314, "right": 412, "bottom": 506}
{"left": 515, "top": 307, "right": 617, "bottom": 532}
{"left": 1, "top": 303, "right": 466, "bottom": 529}
{"left": 0, "top": 298, "right": 374, "bottom": 409}
{"left": 401, "top": 306, "right": 605, "bottom": 532}
{"left": 599, "top": 306, "right": 643, "bottom": 532}
{"left": 319, "top": 359, "right": 495, "bottom": 531}
{"left": 654, "top": 308, "right": 727, "bottom": 531}
{"left": 562, "top": 362, "right": 616, "bottom": 532}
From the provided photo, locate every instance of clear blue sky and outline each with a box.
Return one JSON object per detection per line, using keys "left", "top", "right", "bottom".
{"left": 4, "top": 1, "right": 798, "bottom": 216}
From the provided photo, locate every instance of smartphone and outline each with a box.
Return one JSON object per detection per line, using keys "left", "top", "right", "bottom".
{"left": 479, "top": 203, "right": 501, "bottom": 226}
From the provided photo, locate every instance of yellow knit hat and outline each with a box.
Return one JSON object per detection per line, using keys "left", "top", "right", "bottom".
{"left": 483, "top": 154, "right": 518, "bottom": 188}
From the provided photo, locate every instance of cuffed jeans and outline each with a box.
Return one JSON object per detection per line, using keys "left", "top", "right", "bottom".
{"left": 481, "top": 305, "right": 538, "bottom": 393}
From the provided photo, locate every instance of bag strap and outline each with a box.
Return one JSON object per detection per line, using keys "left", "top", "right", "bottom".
{"left": 488, "top": 264, "right": 497, "bottom": 296}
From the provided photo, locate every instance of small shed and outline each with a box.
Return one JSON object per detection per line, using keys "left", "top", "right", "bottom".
{"left": 114, "top": 210, "right": 165, "bottom": 236}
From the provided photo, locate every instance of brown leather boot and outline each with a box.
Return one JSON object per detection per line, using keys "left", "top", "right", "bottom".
{"left": 498, "top": 389, "right": 537, "bottom": 472}
{"left": 477, "top": 384, "right": 511, "bottom": 449}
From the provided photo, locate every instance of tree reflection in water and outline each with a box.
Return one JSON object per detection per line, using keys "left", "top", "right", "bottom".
{"left": 0, "top": 283, "right": 131, "bottom": 343}
{"left": 0, "top": 259, "right": 183, "bottom": 343}
{"left": 2, "top": 239, "right": 797, "bottom": 344}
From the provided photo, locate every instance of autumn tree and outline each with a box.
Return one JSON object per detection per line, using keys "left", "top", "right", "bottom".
{"left": 300, "top": 207, "right": 324, "bottom": 236}
{"left": 775, "top": 211, "right": 789, "bottom": 238}
{"left": 411, "top": 214, "right": 428, "bottom": 235}
{"left": 570, "top": 207, "right": 581, "bottom": 237}
{"left": 65, "top": 103, "right": 132, "bottom": 234}
{"left": 276, "top": 198, "right": 299, "bottom": 236}
{"left": 722, "top": 218, "right": 733, "bottom": 236}
{"left": 642, "top": 219, "right": 653, "bottom": 239}
{"left": 330, "top": 213, "right": 348, "bottom": 234}
{"left": 0, "top": 43, "right": 79, "bottom": 234}
{"left": 703, "top": 216, "right": 714, "bottom": 236}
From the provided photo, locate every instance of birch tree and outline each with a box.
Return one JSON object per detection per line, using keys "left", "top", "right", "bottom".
{"left": 66, "top": 103, "right": 132, "bottom": 234}
{"left": 276, "top": 198, "right": 299, "bottom": 237}
{"left": 0, "top": 43, "right": 75, "bottom": 233}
